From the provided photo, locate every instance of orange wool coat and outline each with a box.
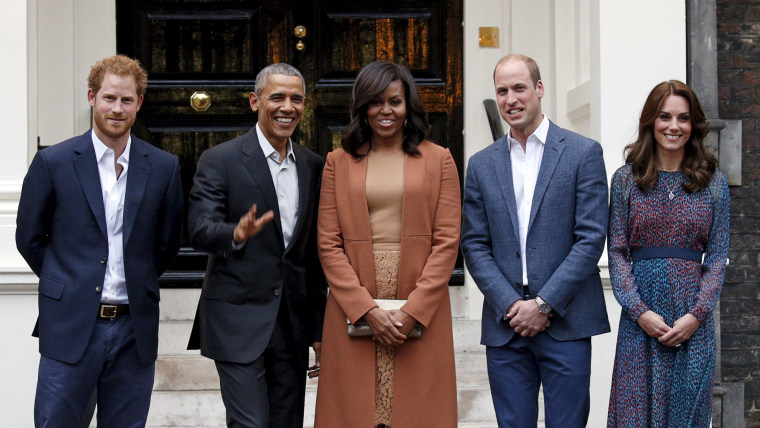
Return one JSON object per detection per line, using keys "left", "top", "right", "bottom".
{"left": 314, "top": 141, "right": 461, "bottom": 427}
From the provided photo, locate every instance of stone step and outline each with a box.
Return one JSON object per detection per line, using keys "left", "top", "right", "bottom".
{"left": 154, "top": 352, "right": 489, "bottom": 391}
{"left": 136, "top": 385, "right": 499, "bottom": 426}
{"left": 157, "top": 286, "right": 471, "bottom": 323}
{"left": 158, "top": 318, "right": 485, "bottom": 357}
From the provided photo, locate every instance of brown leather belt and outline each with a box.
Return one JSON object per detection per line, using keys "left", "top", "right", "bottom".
{"left": 97, "top": 304, "right": 130, "bottom": 319}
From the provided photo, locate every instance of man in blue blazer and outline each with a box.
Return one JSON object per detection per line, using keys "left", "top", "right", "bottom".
{"left": 16, "top": 55, "right": 183, "bottom": 427}
{"left": 461, "top": 54, "right": 610, "bottom": 427}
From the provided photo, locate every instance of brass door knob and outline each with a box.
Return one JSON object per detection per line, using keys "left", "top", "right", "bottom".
{"left": 190, "top": 91, "right": 211, "bottom": 112}
{"left": 294, "top": 25, "right": 307, "bottom": 38}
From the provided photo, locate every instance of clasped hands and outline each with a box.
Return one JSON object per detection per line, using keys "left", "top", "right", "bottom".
{"left": 636, "top": 310, "right": 699, "bottom": 348}
{"left": 362, "top": 307, "right": 417, "bottom": 346}
{"left": 505, "top": 300, "right": 552, "bottom": 337}
{"left": 233, "top": 204, "right": 275, "bottom": 244}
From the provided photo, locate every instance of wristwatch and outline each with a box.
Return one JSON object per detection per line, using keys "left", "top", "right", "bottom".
{"left": 535, "top": 296, "right": 552, "bottom": 314}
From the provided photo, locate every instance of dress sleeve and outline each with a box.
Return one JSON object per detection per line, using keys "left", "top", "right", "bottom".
{"left": 689, "top": 171, "right": 730, "bottom": 323}
{"left": 608, "top": 166, "right": 649, "bottom": 321}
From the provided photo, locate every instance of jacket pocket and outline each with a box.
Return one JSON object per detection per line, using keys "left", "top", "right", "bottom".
{"left": 38, "top": 276, "right": 66, "bottom": 300}
{"left": 205, "top": 281, "right": 249, "bottom": 305}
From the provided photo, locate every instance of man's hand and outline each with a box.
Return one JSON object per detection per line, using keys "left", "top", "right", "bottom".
{"left": 233, "top": 204, "right": 274, "bottom": 244}
{"left": 506, "top": 300, "right": 551, "bottom": 337}
{"left": 363, "top": 307, "right": 406, "bottom": 346}
{"left": 658, "top": 313, "right": 699, "bottom": 348}
{"left": 308, "top": 342, "right": 321, "bottom": 378}
{"left": 635, "top": 310, "right": 671, "bottom": 340}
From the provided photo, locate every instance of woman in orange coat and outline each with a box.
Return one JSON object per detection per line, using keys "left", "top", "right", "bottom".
{"left": 314, "top": 61, "right": 460, "bottom": 427}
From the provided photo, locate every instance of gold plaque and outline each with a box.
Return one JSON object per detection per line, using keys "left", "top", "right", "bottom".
{"left": 479, "top": 27, "right": 499, "bottom": 48}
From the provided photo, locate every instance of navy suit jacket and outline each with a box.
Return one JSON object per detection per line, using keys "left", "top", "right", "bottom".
{"left": 16, "top": 130, "right": 183, "bottom": 365}
{"left": 461, "top": 121, "right": 610, "bottom": 346}
{"left": 186, "top": 127, "right": 327, "bottom": 366}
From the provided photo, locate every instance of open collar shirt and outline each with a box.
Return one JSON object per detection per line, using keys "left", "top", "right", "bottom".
{"left": 256, "top": 123, "right": 299, "bottom": 248}
{"left": 507, "top": 114, "right": 549, "bottom": 286}
{"left": 92, "top": 130, "right": 130, "bottom": 304}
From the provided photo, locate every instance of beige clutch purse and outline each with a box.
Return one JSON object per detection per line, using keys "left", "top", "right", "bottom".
{"left": 347, "top": 299, "right": 422, "bottom": 338}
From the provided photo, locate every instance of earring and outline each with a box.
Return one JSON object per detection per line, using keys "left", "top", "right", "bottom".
{"left": 404, "top": 117, "right": 408, "bottom": 127}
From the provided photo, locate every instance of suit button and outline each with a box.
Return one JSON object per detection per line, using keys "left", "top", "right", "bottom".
{"left": 274, "top": 289, "right": 281, "bottom": 296}
{"left": 516, "top": 252, "right": 520, "bottom": 258}
{"left": 95, "top": 286, "right": 102, "bottom": 292}
{"left": 100, "top": 258, "right": 107, "bottom": 265}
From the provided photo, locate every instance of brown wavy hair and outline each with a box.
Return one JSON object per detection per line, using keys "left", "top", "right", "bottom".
{"left": 88, "top": 55, "right": 148, "bottom": 96}
{"left": 625, "top": 80, "right": 716, "bottom": 192}
{"left": 341, "top": 61, "right": 429, "bottom": 158}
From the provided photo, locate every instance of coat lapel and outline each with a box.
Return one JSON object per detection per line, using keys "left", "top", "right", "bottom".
{"left": 528, "top": 122, "right": 565, "bottom": 231}
{"left": 492, "top": 137, "right": 521, "bottom": 242}
{"left": 72, "top": 132, "right": 107, "bottom": 238}
{"left": 347, "top": 151, "right": 372, "bottom": 241}
{"left": 123, "top": 138, "right": 150, "bottom": 246}
{"left": 241, "top": 129, "right": 283, "bottom": 246}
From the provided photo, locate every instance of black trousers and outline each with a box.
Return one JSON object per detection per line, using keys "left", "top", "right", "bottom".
{"left": 215, "top": 301, "right": 307, "bottom": 428}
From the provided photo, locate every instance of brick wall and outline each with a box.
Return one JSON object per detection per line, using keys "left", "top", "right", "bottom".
{"left": 717, "top": 1, "right": 760, "bottom": 426}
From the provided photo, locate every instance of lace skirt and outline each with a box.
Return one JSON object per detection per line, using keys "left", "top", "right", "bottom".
{"left": 373, "top": 250, "right": 400, "bottom": 426}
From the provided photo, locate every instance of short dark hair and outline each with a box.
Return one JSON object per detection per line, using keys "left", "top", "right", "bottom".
{"left": 625, "top": 80, "right": 716, "bottom": 192}
{"left": 254, "top": 63, "right": 305, "bottom": 96}
{"left": 88, "top": 55, "right": 148, "bottom": 96}
{"left": 341, "top": 61, "right": 429, "bottom": 158}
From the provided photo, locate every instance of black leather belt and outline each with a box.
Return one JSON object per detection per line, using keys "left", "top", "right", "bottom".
{"left": 97, "top": 304, "right": 130, "bottom": 319}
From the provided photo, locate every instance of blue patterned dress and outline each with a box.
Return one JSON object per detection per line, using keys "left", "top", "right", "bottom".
{"left": 607, "top": 165, "right": 730, "bottom": 428}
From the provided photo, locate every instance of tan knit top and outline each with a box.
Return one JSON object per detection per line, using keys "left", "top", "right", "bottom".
{"left": 365, "top": 150, "right": 404, "bottom": 251}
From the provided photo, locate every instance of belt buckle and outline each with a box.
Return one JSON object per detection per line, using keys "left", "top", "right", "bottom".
{"left": 100, "top": 305, "right": 118, "bottom": 318}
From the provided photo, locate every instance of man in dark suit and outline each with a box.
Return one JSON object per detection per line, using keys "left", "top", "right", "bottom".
{"left": 16, "top": 55, "right": 183, "bottom": 427}
{"left": 187, "top": 63, "right": 327, "bottom": 428}
{"left": 461, "top": 54, "right": 610, "bottom": 427}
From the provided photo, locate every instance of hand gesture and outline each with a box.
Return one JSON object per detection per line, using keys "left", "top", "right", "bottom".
{"left": 233, "top": 204, "right": 274, "bottom": 244}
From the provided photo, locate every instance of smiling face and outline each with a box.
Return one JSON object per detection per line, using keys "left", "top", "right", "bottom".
{"left": 249, "top": 73, "right": 305, "bottom": 147}
{"left": 88, "top": 72, "right": 143, "bottom": 148}
{"left": 366, "top": 79, "right": 407, "bottom": 146}
{"left": 494, "top": 59, "right": 544, "bottom": 143}
{"left": 653, "top": 94, "right": 692, "bottom": 158}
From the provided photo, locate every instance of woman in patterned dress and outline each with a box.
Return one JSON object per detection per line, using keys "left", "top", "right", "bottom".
{"left": 314, "top": 61, "right": 460, "bottom": 427}
{"left": 607, "top": 80, "right": 730, "bottom": 427}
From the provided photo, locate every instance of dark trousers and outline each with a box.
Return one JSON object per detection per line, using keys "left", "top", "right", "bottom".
{"left": 215, "top": 306, "right": 306, "bottom": 428}
{"left": 34, "top": 315, "right": 154, "bottom": 428}
{"left": 486, "top": 332, "right": 591, "bottom": 428}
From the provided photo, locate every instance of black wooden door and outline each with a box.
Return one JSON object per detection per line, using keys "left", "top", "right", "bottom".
{"left": 116, "top": 0, "right": 463, "bottom": 287}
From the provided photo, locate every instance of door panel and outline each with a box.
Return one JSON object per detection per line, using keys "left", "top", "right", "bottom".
{"left": 117, "top": 0, "right": 463, "bottom": 287}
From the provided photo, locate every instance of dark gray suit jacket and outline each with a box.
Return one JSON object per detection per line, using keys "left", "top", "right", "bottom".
{"left": 461, "top": 121, "right": 611, "bottom": 346}
{"left": 187, "top": 127, "right": 327, "bottom": 365}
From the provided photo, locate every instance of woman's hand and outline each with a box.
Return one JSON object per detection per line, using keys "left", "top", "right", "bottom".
{"left": 659, "top": 313, "right": 700, "bottom": 348}
{"left": 387, "top": 309, "right": 417, "bottom": 337}
{"left": 363, "top": 307, "right": 406, "bottom": 346}
{"left": 636, "top": 310, "right": 671, "bottom": 339}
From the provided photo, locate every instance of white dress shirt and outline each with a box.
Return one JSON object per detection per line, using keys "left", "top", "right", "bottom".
{"left": 507, "top": 115, "right": 549, "bottom": 286}
{"left": 256, "top": 123, "right": 299, "bottom": 248}
{"left": 92, "top": 131, "right": 129, "bottom": 304}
